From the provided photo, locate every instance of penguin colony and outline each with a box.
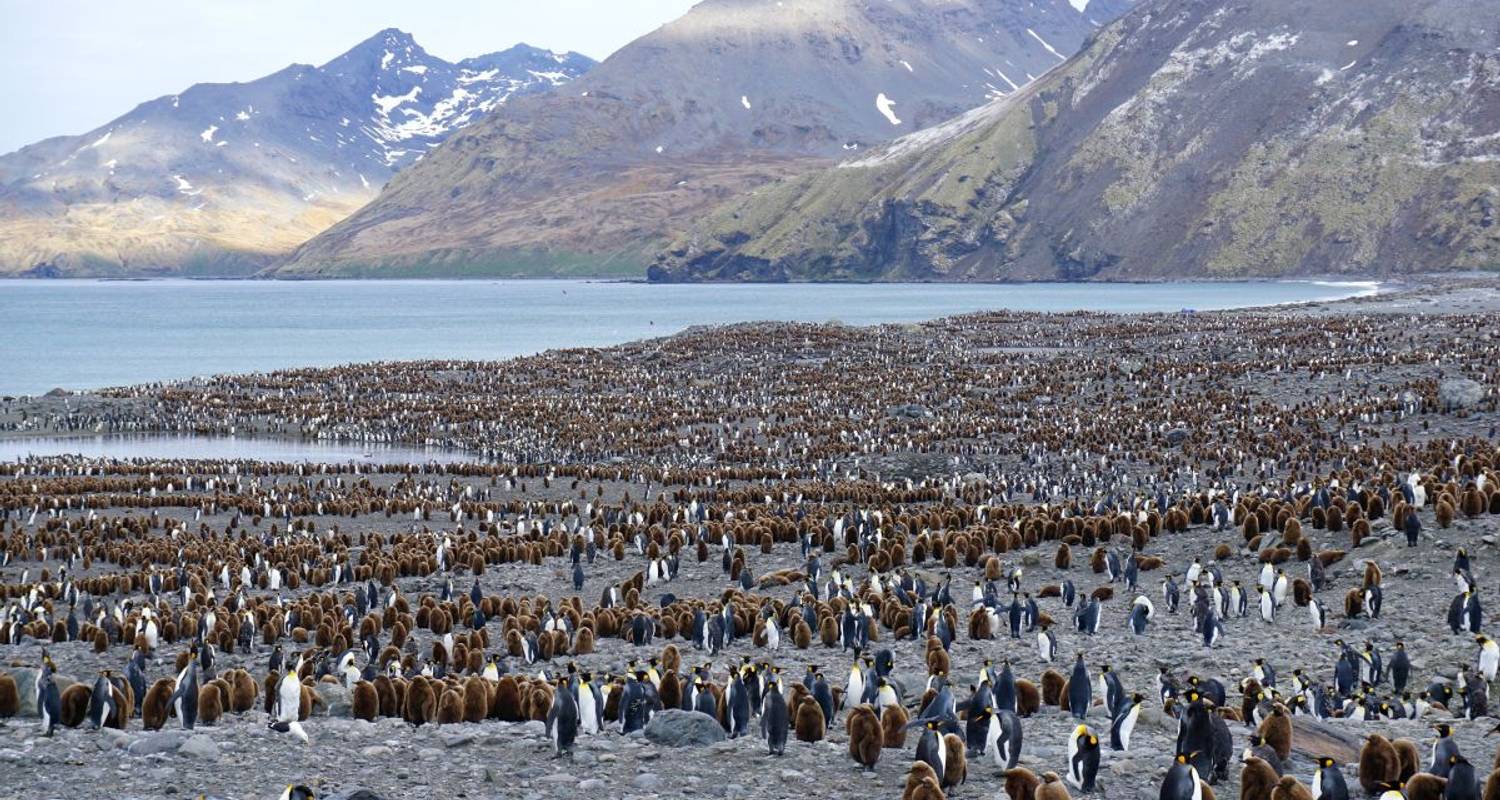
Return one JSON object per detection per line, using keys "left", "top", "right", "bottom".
{"left": 0, "top": 293, "right": 1497, "bottom": 800}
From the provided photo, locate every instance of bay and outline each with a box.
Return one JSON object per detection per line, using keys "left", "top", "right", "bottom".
{"left": 0, "top": 278, "right": 1377, "bottom": 396}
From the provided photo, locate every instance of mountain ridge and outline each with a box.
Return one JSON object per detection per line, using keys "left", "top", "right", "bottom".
{"left": 0, "top": 29, "right": 593, "bottom": 277}
{"left": 648, "top": 0, "right": 1500, "bottom": 282}
{"left": 272, "top": 0, "right": 1135, "bottom": 278}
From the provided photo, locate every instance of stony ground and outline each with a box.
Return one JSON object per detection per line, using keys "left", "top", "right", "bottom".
{"left": 0, "top": 280, "right": 1496, "bottom": 800}
{"left": 2, "top": 482, "right": 1498, "bottom": 800}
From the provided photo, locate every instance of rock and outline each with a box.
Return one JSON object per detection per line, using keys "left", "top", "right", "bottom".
{"left": 126, "top": 730, "right": 192, "bottom": 756}
{"left": 1166, "top": 428, "right": 1190, "bottom": 446}
{"left": 1439, "top": 379, "right": 1484, "bottom": 411}
{"left": 642, "top": 709, "right": 727, "bottom": 747}
{"left": 633, "top": 774, "right": 663, "bottom": 791}
{"left": 319, "top": 683, "right": 353, "bottom": 717}
{"left": 178, "top": 735, "right": 220, "bottom": 759}
{"left": 1120, "top": 359, "right": 1145, "bottom": 376}
{"left": 2, "top": 668, "right": 39, "bottom": 716}
{"left": 578, "top": 779, "right": 607, "bottom": 791}
{"left": 101, "top": 728, "right": 134, "bottom": 750}
{"left": 1290, "top": 717, "right": 1362, "bottom": 763}
{"left": 888, "top": 403, "right": 929, "bottom": 419}
{"left": 325, "top": 792, "right": 392, "bottom": 800}
{"left": 361, "top": 745, "right": 394, "bottom": 758}
{"left": 441, "top": 731, "right": 476, "bottom": 748}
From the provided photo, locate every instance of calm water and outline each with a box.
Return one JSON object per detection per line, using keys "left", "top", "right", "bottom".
{"left": 0, "top": 279, "right": 1376, "bottom": 396}
{"left": 0, "top": 434, "right": 472, "bottom": 464}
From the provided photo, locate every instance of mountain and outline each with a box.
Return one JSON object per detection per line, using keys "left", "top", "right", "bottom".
{"left": 649, "top": 0, "right": 1500, "bottom": 282}
{"left": 274, "top": 0, "right": 1136, "bottom": 278}
{"left": 0, "top": 29, "right": 592, "bottom": 277}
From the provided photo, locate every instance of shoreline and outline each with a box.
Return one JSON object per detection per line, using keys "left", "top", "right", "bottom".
{"left": 0, "top": 277, "right": 1421, "bottom": 401}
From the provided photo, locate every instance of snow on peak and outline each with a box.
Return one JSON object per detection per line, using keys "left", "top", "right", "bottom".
{"left": 1028, "top": 29, "right": 1067, "bottom": 60}
{"left": 875, "top": 93, "right": 901, "bottom": 125}
{"left": 1068, "top": 0, "right": 1089, "bottom": 11}
{"left": 200, "top": 125, "right": 218, "bottom": 143}
{"left": 741, "top": 95, "right": 752, "bottom": 109}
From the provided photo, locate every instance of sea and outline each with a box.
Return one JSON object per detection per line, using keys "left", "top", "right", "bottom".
{"left": 0, "top": 278, "right": 1378, "bottom": 398}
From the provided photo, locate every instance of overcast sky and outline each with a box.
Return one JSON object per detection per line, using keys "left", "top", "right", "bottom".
{"left": 0, "top": 0, "right": 699, "bottom": 153}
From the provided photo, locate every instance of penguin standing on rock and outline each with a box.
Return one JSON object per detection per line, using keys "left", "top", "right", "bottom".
{"left": 1067, "top": 724, "right": 1100, "bottom": 792}
{"left": 761, "top": 678, "right": 788, "bottom": 755}
{"left": 171, "top": 662, "right": 200, "bottom": 730}
{"left": 977, "top": 706, "right": 1024, "bottom": 769}
{"left": 1109, "top": 693, "right": 1142, "bottom": 751}
{"left": 1311, "top": 756, "right": 1349, "bottom": 800}
{"left": 1161, "top": 753, "right": 1203, "bottom": 800}
{"left": 546, "top": 678, "right": 579, "bottom": 758}
{"left": 36, "top": 654, "right": 61, "bottom": 737}
{"left": 86, "top": 671, "right": 116, "bottom": 729}
{"left": 1069, "top": 655, "right": 1091, "bottom": 720}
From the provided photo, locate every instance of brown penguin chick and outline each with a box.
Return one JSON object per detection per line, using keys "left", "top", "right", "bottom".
{"left": 942, "top": 732, "right": 968, "bottom": 788}
{"left": 1392, "top": 738, "right": 1421, "bottom": 782}
{"left": 493, "top": 675, "right": 523, "bottom": 721}
{"left": 1004, "top": 768, "right": 1042, "bottom": 800}
{"left": 1035, "top": 771, "right": 1073, "bottom": 800}
{"left": 845, "top": 704, "right": 881, "bottom": 770}
{"left": 436, "top": 688, "right": 464, "bottom": 725}
{"left": 59, "top": 683, "right": 91, "bottom": 727}
{"left": 881, "top": 702, "right": 909, "bottom": 748}
{"left": 1256, "top": 704, "right": 1292, "bottom": 761}
{"left": 1406, "top": 774, "right": 1448, "bottom": 800}
{"left": 574, "top": 626, "right": 595, "bottom": 655}
{"left": 658, "top": 671, "right": 681, "bottom": 711}
{"left": 374, "top": 675, "right": 398, "bottom": 718}
{"left": 229, "top": 669, "right": 258, "bottom": 713}
{"left": 351, "top": 680, "right": 379, "bottom": 722}
{"left": 794, "top": 696, "right": 825, "bottom": 742}
{"left": 263, "top": 672, "right": 280, "bottom": 715}
{"left": 1016, "top": 679, "right": 1041, "bottom": 717}
{"left": 405, "top": 675, "right": 437, "bottom": 725}
{"left": 1203, "top": 782, "right": 1218, "bottom": 800}
{"left": 193, "top": 683, "right": 220, "bottom": 725}
{"left": 142, "top": 678, "right": 175, "bottom": 731}
{"left": 1359, "top": 734, "right": 1401, "bottom": 794}
{"left": 1482, "top": 768, "right": 1500, "bottom": 800}
{"left": 1240, "top": 756, "right": 1280, "bottom": 800}
{"left": 461, "top": 676, "right": 488, "bottom": 724}
{"left": 0, "top": 672, "right": 19, "bottom": 717}
{"left": 904, "top": 762, "right": 946, "bottom": 800}
{"left": 1270, "top": 776, "right": 1313, "bottom": 800}
{"left": 1042, "top": 670, "right": 1065, "bottom": 706}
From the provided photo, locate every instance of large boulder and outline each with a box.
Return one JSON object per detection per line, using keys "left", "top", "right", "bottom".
{"left": 318, "top": 683, "right": 353, "bottom": 717}
{"left": 127, "top": 730, "right": 194, "bottom": 756}
{"left": 1, "top": 668, "right": 82, "bottom": 718}
{"left": 643, "top": 709, "right": 727, "bottom": 747}
{"left": 1439, "top": 379, "right": 1485, "bottom": 411}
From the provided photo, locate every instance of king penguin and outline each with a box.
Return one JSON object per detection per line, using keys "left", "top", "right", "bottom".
{"left": 1161, "top": 752, "right": 1204, "bottom": 800}
{"left": 1067, "top": 724, "right": 1100, "bottom": 792}
{"left": 761, "top": 677, "right": 789, "bottom": 755}
{"left": 1110, "top": 693, "right": 1143, "bottom": 751}
{"left": 172, "top": 662, "right": 200, "bottom": 730}
{"left": 1068, "top": 654, "right": 1091, "bottom": 720}
{"left": 1311, "top": 757, "right": 1350, "bottom": 800}
{"left": 546, "top": 677, "right": 580, "bottom": 757}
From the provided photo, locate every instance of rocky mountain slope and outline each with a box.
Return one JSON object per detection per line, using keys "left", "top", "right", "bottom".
{"left": 0, "top": 30, "right": 592, "bottom": 277}
{"left": 649, "top": 0, "right": 1500, "bottom": 282}
{"left": 274, "top": 0, "right": 1134, "bottom": 278}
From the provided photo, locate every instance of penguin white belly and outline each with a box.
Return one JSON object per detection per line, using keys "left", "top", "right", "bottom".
{"left": 1312, "top": 768, "right": 1324, "bottom": 800}
{"left": 1118, "top": 708, "right": 1137, "bottom": 750}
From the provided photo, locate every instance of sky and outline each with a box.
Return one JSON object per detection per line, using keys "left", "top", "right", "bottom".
{"left": 0, "top": 0, "right": 700, "bottom": 153}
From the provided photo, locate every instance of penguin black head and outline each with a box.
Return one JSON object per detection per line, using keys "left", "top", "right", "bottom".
{"left": 1434, "top": 723, "right": 1453, "bottom": 737}
{"left": 1317, "top": 757, "right": 1338, "bottom": 768}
